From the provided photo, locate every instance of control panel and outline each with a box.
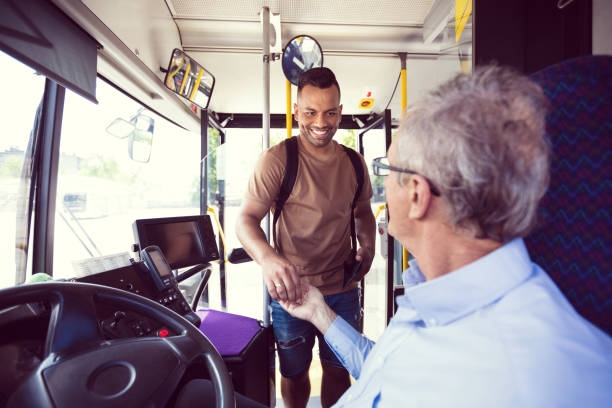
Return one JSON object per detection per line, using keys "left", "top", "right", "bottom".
{"left": 76, "top": 258, "right": 202, "bottom": 338}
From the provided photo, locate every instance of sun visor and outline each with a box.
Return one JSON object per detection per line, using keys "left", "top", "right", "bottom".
{"left": 0, "top": 0, "right": 99, "bottom": 103}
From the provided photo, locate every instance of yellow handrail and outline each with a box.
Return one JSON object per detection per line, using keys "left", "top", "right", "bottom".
{"left": 178, "top": 61, "right": 191, "bottom": 95}
{"left": 286, "top": 78, "right": 292, "bottom": 139}
{"left": 189, "top": 68, "right": 204, "bottom": 101}
{"left": 374, "top": 203, "right": 386, "bottom": 219}
{"left": 165, "top": 58, "right": 183, "bottom": 89}
{"left": 206, "top": 206, "right": 228, "bottom": 263}
{"left": 400, "top": 59, "right": 410, "bottom": 271}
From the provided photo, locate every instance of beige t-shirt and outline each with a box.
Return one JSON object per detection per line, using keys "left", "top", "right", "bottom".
{"left": 245, "top": 136, "right": 372, "bottom": 295}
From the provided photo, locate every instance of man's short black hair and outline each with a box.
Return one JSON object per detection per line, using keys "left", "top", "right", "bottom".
{"left": 297, "top": 67, "right": 340, "bottom": 97}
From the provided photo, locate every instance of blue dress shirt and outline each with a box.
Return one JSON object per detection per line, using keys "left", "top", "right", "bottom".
{"left": 325, "top": 239, "right": 612, "bottom": 407}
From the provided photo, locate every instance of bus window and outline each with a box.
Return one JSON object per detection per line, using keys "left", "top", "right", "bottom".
{"left": 53, "top": 78, "right": 202, "bottom": 281}
{"left": 0, "top": 51, "right": 46, "bottom": 289}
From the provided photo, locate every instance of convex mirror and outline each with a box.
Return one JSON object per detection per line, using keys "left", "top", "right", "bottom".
{"left": 282, "top": 35, "right": 323, "bottom": 85}
{"left": 164, "top": 49, "right": 215, "bottom": 110}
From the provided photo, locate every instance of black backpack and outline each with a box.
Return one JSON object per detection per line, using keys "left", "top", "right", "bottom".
{"left": 272, "top": 136, "right": 364, "bottom": 251}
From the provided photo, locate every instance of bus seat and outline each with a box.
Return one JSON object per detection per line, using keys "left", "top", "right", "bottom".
{"left": 196, "top": 309, "right": 263, "bottom": 356}
{"left": 525, "top": 55, "right": 612, "bottom": 336}
{"left": 195, "top": 308, "right": 273, "bottom": 406}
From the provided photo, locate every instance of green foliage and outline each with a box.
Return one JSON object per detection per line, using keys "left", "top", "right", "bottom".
{"left": 79, "top": 156, "right": 120, "bottom": 178}
{"left": 206, "top": 127, "right": 221, "bottom": 202}
{"left": 0, "top": 156, "right": 22, "bottom": 177}
{"left": 338, "top": 129, "right": 357, "bottom": 150}
{"left": 372, "top": 175, "right": 384, "bottom": 187}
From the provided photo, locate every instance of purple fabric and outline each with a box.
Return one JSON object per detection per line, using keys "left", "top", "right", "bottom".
{"left": 196, "top": 309, "right": 262, "bottom": 356}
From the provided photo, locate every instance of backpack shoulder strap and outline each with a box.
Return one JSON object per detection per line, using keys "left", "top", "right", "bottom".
{"left": 342, "top": 146, "right": 365, "bottom": 251}
{"left": 273, "top": 136, "right": 298, "bottom": 248}
{"left": 342, "top": 146, "right": 364, "bottom": 208}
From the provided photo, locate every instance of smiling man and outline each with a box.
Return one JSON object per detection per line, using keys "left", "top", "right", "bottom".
{"left": 236, "top": 67, "right": 376, "bottom": 408}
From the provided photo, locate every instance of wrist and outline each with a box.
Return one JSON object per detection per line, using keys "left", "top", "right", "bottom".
{"left": 256, "top": 247, "right": 281, "bottom": 265}
{"left": 311, "top": 306, "right": 337, "bottom": 335}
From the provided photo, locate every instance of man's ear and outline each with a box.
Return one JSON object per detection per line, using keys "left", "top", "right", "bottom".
{"left": 406, "top": 174, "right": 433, "bottom": 219}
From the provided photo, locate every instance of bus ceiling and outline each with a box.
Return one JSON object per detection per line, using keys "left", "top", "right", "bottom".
{"left": 49, "top": 0, "right": 471, "bottom": 129}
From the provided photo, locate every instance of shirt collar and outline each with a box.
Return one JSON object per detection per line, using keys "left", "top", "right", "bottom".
{"left": 398, "top": 238, "right": 535, "bottom": 327}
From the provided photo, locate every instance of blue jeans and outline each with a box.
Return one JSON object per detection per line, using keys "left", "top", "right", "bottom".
{"left": 269, "top": 287, "right": 362, "bottom": 378}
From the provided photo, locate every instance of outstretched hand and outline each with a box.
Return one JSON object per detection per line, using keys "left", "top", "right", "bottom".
{"left": 279, "top": 284, "right": 337, "bottom": 334}
{"left": 278, "top": 284, "right": 321, "bottom": 320}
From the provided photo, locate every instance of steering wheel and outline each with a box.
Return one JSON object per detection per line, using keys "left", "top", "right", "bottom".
{"left": 0, "top": 281, "right": 235, "bottom": 408}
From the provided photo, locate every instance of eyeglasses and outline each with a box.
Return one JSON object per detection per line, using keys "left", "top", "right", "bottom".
{"left": 371, "top": 156, "right": 441, "bottom": 196}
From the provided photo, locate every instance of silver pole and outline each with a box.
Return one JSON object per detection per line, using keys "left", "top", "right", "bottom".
{"left": 261, "top": 6, "right": 272, "bottom": 326}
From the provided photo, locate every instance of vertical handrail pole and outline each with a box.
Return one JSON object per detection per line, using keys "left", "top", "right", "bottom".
{"left": 261, "top": 6, "right": 272, "bottom": 326}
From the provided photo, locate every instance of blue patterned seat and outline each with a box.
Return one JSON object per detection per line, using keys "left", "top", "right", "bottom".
{"left": 526, "top": 55, "right": 612, "bottom": 336}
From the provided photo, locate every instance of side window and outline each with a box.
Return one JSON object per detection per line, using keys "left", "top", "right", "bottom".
{"left": 53, "top": 79, "right": 201, "bottom": 280}
{"left": 0, "top": 51, "right": 45, "bottom": 288}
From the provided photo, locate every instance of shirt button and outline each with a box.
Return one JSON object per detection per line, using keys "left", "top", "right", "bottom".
{"left": 427, "top": 317, "right": 437, "bottom": 326}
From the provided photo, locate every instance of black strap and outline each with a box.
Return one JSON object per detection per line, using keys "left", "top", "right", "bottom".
{"left": 342, "top": 145, "right": 364, "bottom": 251}
{"left": 272, "top": 137, "right": 364, "bottom": 251}
{"left": 273, "top": 137, "right": 298, "bottom": 249}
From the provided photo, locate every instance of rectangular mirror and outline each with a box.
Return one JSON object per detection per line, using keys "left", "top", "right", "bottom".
{"left": 164, "top": 48, "right": 215, "bottom": 110}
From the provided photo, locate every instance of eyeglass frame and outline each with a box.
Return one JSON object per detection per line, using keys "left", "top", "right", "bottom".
{"left": 371, "top": 156, "right": 441, "bottom": 197}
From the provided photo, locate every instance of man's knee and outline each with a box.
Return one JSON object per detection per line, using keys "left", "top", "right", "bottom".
{"left": 282, "top": 367, "right": 310, "bottom": 382}
{"left": 320, "top": 361, "right": 350, "bottom": 382}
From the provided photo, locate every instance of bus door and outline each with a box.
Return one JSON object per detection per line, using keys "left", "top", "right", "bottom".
{"left": 357, "top": 110, "right": 397, "bottom": 339}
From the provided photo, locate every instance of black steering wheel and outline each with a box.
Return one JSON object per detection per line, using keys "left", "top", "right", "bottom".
{"left": 0, "top": 281, "right": 235, "bottom": 408}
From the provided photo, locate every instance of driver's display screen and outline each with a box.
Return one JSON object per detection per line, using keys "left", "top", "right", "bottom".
{"left": 133, "top": 215, "right": 219, "bottom": 269}
{"left": 142, "top": 221, "right": 204, "bottom": 268}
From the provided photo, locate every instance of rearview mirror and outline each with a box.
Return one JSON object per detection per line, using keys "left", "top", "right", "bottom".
{"left": 128, "top": 114, "right": 154, "bottom": 163}
{"left": 105, "top": 117, "right": 135, "bottom": 139}
{"left": 282, "top": 35, "right": 323, "bottom": 85}
{"left": 164, "top": 48, "right": 215, "bottom": 110}
{"left": 106, "top": 110, "right": 154, "bottom": 163}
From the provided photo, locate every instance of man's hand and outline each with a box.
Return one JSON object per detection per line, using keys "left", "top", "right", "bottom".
{"left": 353, "top": 246, "right": 374, "bottom": 282}
{"left": 279, "top": 284, "right": 337, "bottom": 334}
{"left": 261, "top": 253, "right": 302, "bottom": 303}
{"left": 354, "top": 196, "right": 376, "bottom": 281}
{"left": 235, "top": 198, "right": 303, "bottom": 302}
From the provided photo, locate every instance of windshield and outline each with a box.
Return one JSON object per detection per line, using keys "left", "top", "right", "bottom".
{"left": 54, "top": 79, "right": 202, "bottom": 279}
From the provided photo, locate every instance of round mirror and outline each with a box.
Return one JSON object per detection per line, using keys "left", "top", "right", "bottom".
{"left": 282, "top": 35, "right": 323, "bottom": 85}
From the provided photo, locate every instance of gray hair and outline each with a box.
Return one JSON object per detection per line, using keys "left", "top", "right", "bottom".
{"left": 396, "top": 65, "right": 551, "bottom": 242}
